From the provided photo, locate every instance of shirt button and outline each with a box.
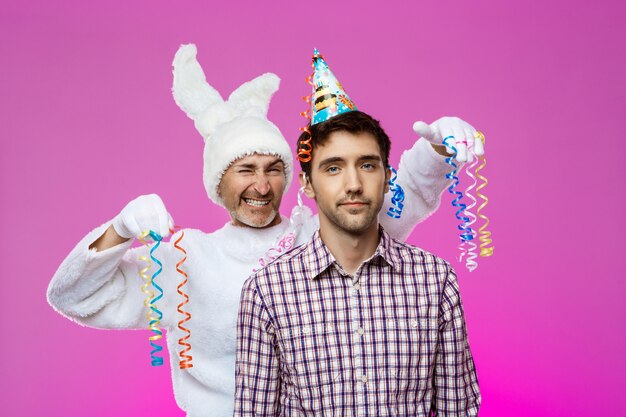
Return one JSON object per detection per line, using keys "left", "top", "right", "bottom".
{"left": 302, "top": 326, "right": 311, "bottom": 334}
{"left": 361, "top": 374, "right": 368, "bottom": 383}
{"left": 410, "top": 320, "right": 418, "bottom": 328}
{"left": 353, "top": 283, "right": 361, "bottom": 291}
{"left": 357, "top": 327, "right": 365, "bottom": 336}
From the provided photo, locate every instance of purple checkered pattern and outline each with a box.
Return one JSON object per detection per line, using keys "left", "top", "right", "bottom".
{"left": 235, "top": 228, "right": 480, "bottom": 416}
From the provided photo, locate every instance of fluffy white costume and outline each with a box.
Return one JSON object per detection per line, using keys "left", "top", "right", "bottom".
{"left": 47, "top": 44, "right": 454, "bottom": 417}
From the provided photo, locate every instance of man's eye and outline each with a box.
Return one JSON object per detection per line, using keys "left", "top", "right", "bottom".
{"left": 238, "top": 169, "right": 253, "bottom": 174}
{"left": 362, "top": 163, "right": 376, "bottom": 170}
{"left": 326, "top": 166, "right": 340, "bottom": 174}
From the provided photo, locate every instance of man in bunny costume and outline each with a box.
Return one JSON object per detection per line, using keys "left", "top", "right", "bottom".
{"left": 47, "top": 44, "right": 484, "bottom": 417}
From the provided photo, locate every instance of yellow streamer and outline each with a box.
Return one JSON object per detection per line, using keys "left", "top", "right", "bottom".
{"left": 474, "top": 132, "right": 494, "bottom": 257}
{"left": 138, "top": 231, "right": 155, "bottom": 316}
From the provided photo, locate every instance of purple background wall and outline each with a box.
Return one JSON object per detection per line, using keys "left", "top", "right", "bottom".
{"left": 1, "top": 1, "right": 624, "bottom": 416}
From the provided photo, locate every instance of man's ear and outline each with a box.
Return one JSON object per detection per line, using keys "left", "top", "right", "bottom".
{"left": 384, "top": 166, "right": 391, "bottom": 194}
{"left": 298, "top": 172, "right": 316, "bottom": 199}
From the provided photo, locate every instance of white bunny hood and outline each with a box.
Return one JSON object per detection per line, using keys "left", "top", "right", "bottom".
{"left": 172, "top": 44, "right": 293, "bottom": 207}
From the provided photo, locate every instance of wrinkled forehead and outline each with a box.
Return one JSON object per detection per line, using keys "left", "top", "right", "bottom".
{"left": 230, "top": 152, "right": 285, "bottom": 169}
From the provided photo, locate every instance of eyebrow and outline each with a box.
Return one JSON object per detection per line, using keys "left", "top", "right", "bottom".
{"left": 317, "top": 154, "right": 382, "bottom": 169}
{"left": 358, "top": 154, "right": 383, "bottom": 163}
{"left": 268, "top": 159, "right": 285, "bottom": 167}
{"left": 234, "top": 159, "right": 284, "bottom": 170}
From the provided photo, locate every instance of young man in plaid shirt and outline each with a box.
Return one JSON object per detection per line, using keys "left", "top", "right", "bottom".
{"left": 235, "top": 110, "right": 481, "bottom": 416}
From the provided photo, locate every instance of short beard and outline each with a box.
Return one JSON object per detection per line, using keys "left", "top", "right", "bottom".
{"left": 321, "top": 198, "right": 383, "bottom": 235}
{"left": 230, "top": 208, "right": 279, "bottom": 228}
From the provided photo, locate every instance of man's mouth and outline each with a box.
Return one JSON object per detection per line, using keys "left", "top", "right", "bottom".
{"left": 340, "top": 200, "right": 369, "bottom": 207}
{"left": 244, "top": 198, "right": 271, "bottom": 207}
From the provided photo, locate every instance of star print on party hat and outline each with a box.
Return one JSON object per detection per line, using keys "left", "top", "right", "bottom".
{"left": 310, "top": 48, "right": 358, "bottom": 125}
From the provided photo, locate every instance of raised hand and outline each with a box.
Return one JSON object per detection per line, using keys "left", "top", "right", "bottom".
{"left": 112, "top": 194, "right": 174, "bottom": 240}
{"left": 413, "top": 117, "right": 485, "bottom": 163}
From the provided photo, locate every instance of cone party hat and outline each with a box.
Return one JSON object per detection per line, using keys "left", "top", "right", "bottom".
{"left": 310, "top": 49, "right": 357, "bottom": 125}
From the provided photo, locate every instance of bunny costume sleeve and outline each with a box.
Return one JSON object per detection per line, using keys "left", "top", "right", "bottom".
{"left": 379, "top": 138, "right": 453, "bottom": 241}
{"left": 47, "top": 222, "right": 166, "bottom": 330}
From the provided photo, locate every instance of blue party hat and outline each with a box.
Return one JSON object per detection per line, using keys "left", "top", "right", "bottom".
{"left": 310, "top": 49, "right": 357, "bottom": 125}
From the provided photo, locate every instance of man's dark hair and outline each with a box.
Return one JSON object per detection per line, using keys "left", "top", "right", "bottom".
{"left": 297, "top": 110, "right": 391, "bottom": 178}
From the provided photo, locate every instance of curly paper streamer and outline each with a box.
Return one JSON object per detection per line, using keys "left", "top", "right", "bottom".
{"left": 443, "top": 136, "right": 475, "bottom": 243}
{"left": 458, "top": 155, "right": 478, "bottom": 259}
{"left": 386, "top": 166, "right": 405, "bottom": 219}
{"left": 173, "top": 228, "right": 193, "bottom": 369}
{"left": 138, "top": 231, "right": 154, "bottom": 314}
{"left": 138, "top": 235, "right": 159, "bottom": 365}
{"left": 460, "top": 154, "right": 480, "bottom": 272}
{"left": 474, "top": 132, "right": 494, "bottom": 257}
{"left": 147, "top": 231, "right": 165, "bottom": 367}
{"left": 297, "top": 58, "right": 316, "bottom": 163}
{"left": 253, "top": 232, "right": 297, "bottom": 272}
{"left": 138, "top": 231, "right": 165, "bottom": 367}
{"left": 291, "top": 184, "right": 308, "bottom": 230}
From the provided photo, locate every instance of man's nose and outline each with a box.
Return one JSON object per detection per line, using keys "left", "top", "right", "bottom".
{"left": 345, "top": 168, "right": 363, "bottom": 195}
{"left": 253, "top": 173, "right": 271, "bottom": 195}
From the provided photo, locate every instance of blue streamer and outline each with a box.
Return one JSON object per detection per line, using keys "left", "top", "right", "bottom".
{"left": 443, "top": 136, "right": 474, "bottom": 242}
{"left": 148, "top": 231, "right": 164, "bottom": 367}
{"left": 386, "top": 166, "right": 405, "bottom": 219}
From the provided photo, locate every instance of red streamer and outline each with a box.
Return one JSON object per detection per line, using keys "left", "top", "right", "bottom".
{"left": 173, "top": 228, "right": 193, "bottom": 369}
{"left": 297, "top": 57, "right": 316, "bottom": 163}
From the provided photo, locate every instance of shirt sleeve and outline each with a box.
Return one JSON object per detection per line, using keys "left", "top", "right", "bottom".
{"left": 380, "top": 138, "right": 455, "bottom": 241}
{"left": 235, "top": 277, "right": 281, "bottom": 417}
{"left": 432, "top": 266, "right": 481, "bottom": 416}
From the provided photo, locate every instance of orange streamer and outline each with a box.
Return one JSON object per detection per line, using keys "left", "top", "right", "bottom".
{"left": 173, "top": 228, "right": 193, "bottom": 369}
{"left": 297, "top": 58, "right": 316, "bottom": 163}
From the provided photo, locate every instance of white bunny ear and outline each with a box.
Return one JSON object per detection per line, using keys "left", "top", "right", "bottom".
{"left": 172, "top": 44, "right": 224, "bottom": 120}
{"left": 227, "top": 73, "right": 280, "bottom": 117}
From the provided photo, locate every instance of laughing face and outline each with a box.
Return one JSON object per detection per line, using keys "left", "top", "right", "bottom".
{"left": 218, "top": 154, "right": 286, "bottom": 228}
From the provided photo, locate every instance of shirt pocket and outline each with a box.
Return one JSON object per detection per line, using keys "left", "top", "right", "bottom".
{"left": 390, "top": 316, "right": 436, "bottom": 415}
{"left": 386, "top": 316, "right": 422, "bottom": 390}
{"left": 280, "top": 323, "right": 341, "bottom": 411}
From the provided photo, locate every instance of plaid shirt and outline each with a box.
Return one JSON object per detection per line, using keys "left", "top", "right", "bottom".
{"left": 235, "top": 228, "right": 480, "bottom": 417}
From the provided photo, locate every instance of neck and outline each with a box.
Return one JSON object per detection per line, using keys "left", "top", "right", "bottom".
{"left": 318, "top": 219, "right": 380, "bottom": 275}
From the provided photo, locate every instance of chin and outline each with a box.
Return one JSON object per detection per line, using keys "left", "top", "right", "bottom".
{"left": 236, "top": 209, "right": 279, "bottom": 228}
{"left": 342, "top": 223, "right": 373, "bottom": 235}
{"left": 335, "top": 211, "right": 380, "bottom": 234}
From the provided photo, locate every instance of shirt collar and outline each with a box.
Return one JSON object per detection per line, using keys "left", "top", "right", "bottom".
{"left": 303, "top": 226, "right": 400, "bottom": 280}
{"left": 302, "top": 230, "right": 335, "bottom": 280}
{"left": 375, "top": 226, "right": 401, "bottom": 271}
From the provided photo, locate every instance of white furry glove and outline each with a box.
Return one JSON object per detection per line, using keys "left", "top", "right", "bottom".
{"left": 413, "top": 117, "right": 485, "bottom": 162}
{"left": 111, "top": 194, "right": 174, "bottom": 239}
